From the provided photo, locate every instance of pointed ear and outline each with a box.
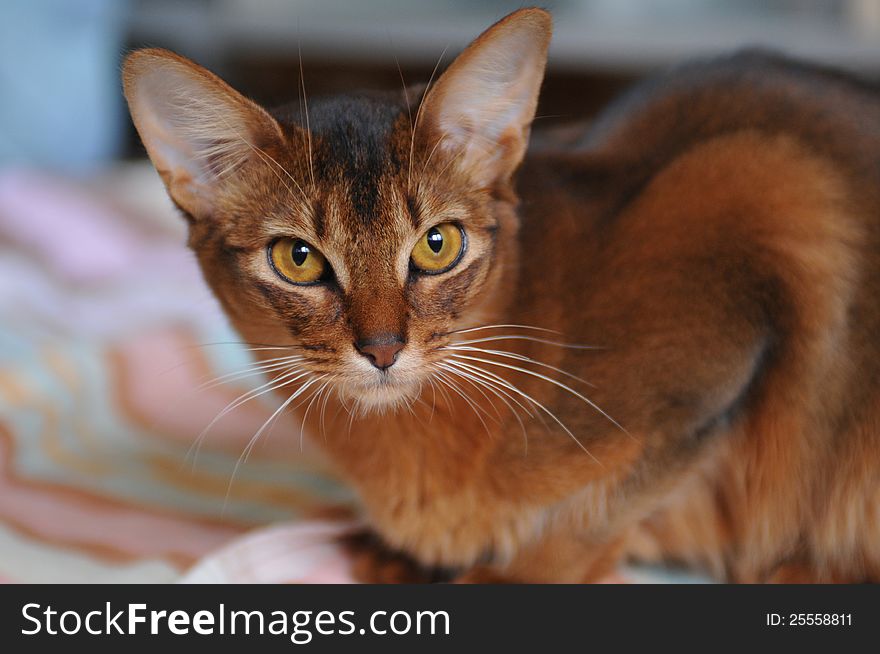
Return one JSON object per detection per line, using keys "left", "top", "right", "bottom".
{"left": 122, "top": 49, "right": 283, "bottom": 219}
{"left": 418, "top": 8, "right": 551, "bottom": 188}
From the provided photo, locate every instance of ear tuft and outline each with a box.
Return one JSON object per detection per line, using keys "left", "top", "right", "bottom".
{"left": 123, "top": 49, "right": 281, "bottom": 219}
{"left": 419, "top": 8, "right": 552, "bottom": 187}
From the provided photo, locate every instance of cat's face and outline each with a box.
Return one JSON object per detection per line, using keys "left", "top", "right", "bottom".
{"left": 123, "top": 10, "right": 551, "bottom": 410}
{"left": 187, "top": 97, "right": 517, "bottom": 410}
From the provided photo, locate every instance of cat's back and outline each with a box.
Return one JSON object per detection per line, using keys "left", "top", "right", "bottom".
{"left": 519, "top": 50, "right": 880, "bottom": 311}
{"left": 514, "top": 52, "right": 880, "bottom": 580}
{"left": 517, "top": 48, "right": 880, "bottom": 446}
{"left": 581, "top": 50, "right": 880, "bottom": 167}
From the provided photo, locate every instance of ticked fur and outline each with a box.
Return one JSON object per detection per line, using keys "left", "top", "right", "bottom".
{"left": 124, "top": 9, "right": 880, "bottom": 582}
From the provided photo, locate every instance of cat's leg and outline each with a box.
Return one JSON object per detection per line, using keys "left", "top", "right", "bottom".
{"left": 456, "top": 531, "right": 631, "bottom": 583}
{"left": 341, "top": 528, "right": 454, "bottom": 583}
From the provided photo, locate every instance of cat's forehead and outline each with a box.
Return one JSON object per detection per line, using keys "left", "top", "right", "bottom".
{"left": 274, "top": 91, "right": 409, "bottom": 178}
{"left": 273, "top": 91, "right": 416, "bottom": 237}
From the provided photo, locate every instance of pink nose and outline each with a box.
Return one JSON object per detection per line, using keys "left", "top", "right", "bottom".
{"left": 356, "top": 336, "right": 405, "bottom": 370}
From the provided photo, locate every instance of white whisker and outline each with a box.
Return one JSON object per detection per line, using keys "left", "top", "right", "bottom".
{"left": 297, "top": 41, "right": 316, "bottom": 191}
{"left": 432, "top": 374, "right": 455, "bottom": 415}
{"left": 432, "top": 368, "right": 494, "bottom": 437}
{"left": 443, "top": 345, "right": 596, "bottom": 388}
{"left": 223, "top": 374, "right": 325, "bottom": 509}
{"left": 409, "top": 45, "right": 448, "bottom": 192}
{"left": 450, "top": 324, "right": 562, "bottom": 335}
{"left": 440, "top": 360, "right": 536, "bottom": 419}
{"left": 426, "top": 377, "right": 438, "bottom": 423}
{"left": 418, "top": 132, "right": 450, "bottom": 186}
{"left": 451, "top": 334, "right": 600, "bottom": 350}
{"left": 436, "top": 362, "right": 503, "bottom": 422}
{"left": 299, "top": 378, "right": 330, "bottom": 451}
{"left": 437, "top": 361, "right": 531, "bottom": 454}
{"left": 197, "top": 355, "right": 305, "bottom": 390}
{"left": 443, "top": 358, "right": 601, "bottom": 465}
{"left": 185, "top": 342, "right": 298, "bottom": 351}
{"left": 187, "top": 368, "right": 310, "bottom": 466}
{"left": 448, "top": 353, "right": 627, "bottom": 436}
{"left": 212, "top": 110, "right": 310, "bottom": 206}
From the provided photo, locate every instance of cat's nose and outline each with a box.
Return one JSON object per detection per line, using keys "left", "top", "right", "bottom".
{"left": 355, "top": 335, "right": 405, "bottom": 370}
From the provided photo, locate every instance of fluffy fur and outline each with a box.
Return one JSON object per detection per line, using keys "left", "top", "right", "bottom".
{"left": 124, "top": 8, "right": 880, "bottom": 582}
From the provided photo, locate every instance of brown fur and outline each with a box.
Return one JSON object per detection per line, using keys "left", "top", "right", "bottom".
{"left": 123, "top": 8, "right": 880, "bottom": 582}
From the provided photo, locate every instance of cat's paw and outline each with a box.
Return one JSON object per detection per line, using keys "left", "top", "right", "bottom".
{"left": 340, "top": 529, "right": 453, "bottom": 584}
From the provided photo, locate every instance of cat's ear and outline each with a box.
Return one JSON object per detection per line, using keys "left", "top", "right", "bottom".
{"left": 418, "top": 8, "right": 551, "bottom": 187}
{"left": 123, "top": 49, "right": 283, "bottom": 219}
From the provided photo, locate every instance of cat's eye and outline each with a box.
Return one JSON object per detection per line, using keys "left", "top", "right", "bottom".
{"left": 269, "top": 237, "right": 328, "bottom": 285}
{"left": 410, "top": 223, "right": 465, "bottom": 274}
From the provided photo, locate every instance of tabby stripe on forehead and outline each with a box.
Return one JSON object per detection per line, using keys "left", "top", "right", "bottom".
{"left": 312, "top": 202, "right": 327, "bottom": 240}
{"left": 406, "top": 194, "right": 421, "bottom": 229}
{"left": 348, "top": 172, "right": 381, "bottom": 225}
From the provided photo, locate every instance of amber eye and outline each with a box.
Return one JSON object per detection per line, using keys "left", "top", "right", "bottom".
{"left": 269, "top": 238, "right": 327, "bottom": 284}
{"left": 410, "top": 223, "right": 465, "bottom": 274}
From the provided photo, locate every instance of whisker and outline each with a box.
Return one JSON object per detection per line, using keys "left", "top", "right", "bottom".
{"left": 252, "top": 375, "right": 322, "bottom": 458}
{"left": 438, "top": 361, "right": 531, "bottom": 454}
{"left": 426, "top": 377, "right": 438, "bottom": 422}
{"left": 186, "top": 368, "right": 310, "bottom": 466}
{"left": 409, "top": 45, "right": 449, "bottom": 192}
{"left": 345, "top": 388, "right": 358, "bottom": 439}
{"left": 432, "top": 368, "right": 494, "bottom": 437}
{"left": 441, "top": 360, "right": 536, "bottom": 419}
{"left": 443, "top": 345, "right": 595, "bottom": 388}
{"left": 434, "top": 367, "right": 496, "bottom": 422}
{"left": 402, "top": 390, "right": 421, "bottom": 421}
{"left": 197, "top": 355, "right": 305, "bottom": 390}
{"left": 451, "top": 335, "right": 601, "bottom": 350}
{"left": 297, "top": 40, "right": 316, "bottom": 191}
{"left": 445, "top": 357, "right": 549, "bottom": 436}
{"left": 421, "top": 133, "right": 485, "bottom": 192}
{"left": 299, "top": 378, "right": 330, "bottom": 451}
{"left": 450, "top": 324, "right": 562, "bottom": 336}
{"left": 248, "top": 142, "right": 310, "bottom": 206}
{"left": 436, "top": 362, "right": 503, "bottom": 422}
{"left": 331, "top": 386, "right": 351, "bottom": 431}
{"left": 183, "top": 342, "right": 299, "bottom": 351}
{"left": 448, "top": 353, "right": 627, "bottom": 436}
{"left": 418, "top": 132, "right": 450, "bottom": 184}
{"left": 394, "top": 50, "right": 414, "bottom": 153}
{"left": 446, "top": 358, "right": 601, "bottom": 464}
{"left": 319, "top": 380, "right": 335, "bottom": 441}
{"left": 260, "top": 374, "right": 332, "bottom": 450}
{"left": 409, "top": 380, "right": 426, "bottom": 422}
{"left": 223, "top": 374, "right": 324, "bottom": 509}
{"left": 432, "top": 374, "right": 455, "bottom": 415}
{"left": 201, "top": 369, "right": 303, "bottom": 427}
{"left": 212, "top": 110, "right": 310, "bottom": 206}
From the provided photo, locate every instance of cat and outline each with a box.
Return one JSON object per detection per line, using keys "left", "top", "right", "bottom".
{"left": 123, "top": 7, "right": 880, "bottom": 583}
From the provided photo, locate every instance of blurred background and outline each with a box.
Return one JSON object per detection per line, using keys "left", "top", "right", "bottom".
{"left": 0, "top": 0, "right": 877, "bottom": 583}
{"left": 3, "top": 0, "right": 880, "bottom": 172}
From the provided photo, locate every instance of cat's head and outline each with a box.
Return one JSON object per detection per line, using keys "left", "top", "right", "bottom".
{"left": 123, "top": 8, "right": 551, "bottom": 410}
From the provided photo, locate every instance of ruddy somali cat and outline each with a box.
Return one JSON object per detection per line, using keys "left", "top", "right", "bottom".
{"left": 123, "top": 8, "right": 880, "bottom": 583}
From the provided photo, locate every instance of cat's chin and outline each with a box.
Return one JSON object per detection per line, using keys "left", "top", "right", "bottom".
{"left": 337, "top": 378, "right": 421, "bottom": 415}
